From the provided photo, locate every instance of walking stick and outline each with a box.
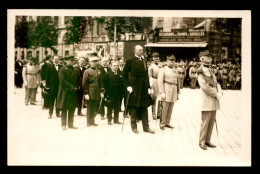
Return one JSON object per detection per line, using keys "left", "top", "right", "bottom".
{"left": 97, "top": 97, "right": 103, "bottom": 114}
{"left": 121, "top": 92, "right": 130, "bottom": 133}
{"left": 215, "top": 119, "right": 219, "bottom": 137}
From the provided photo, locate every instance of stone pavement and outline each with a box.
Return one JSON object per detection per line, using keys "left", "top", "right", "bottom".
{"left": 7, "top": 87, "right": 250, "bottom": 166}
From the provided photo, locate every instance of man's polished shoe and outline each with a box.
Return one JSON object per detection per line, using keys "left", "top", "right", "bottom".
{"left": 101, "top": 116, "right": 105, "bottom": 120}
{"left": 165, "top": 124, "right": 174, "bottom": 129}
{"left": 144, "top": 128, "right": 155, "bottom": 134}
{"left": 132, "top": 129, "right": 139, "bottom": 134}
{"left": 205, "top": 142, "right": 217, "bottom": 148}
{"left": 160, "top": 125, "right": 165, "bottom": 130}
{"left": 56, "top": 114, "right": 61, "bottom": 117}
{"left": 124, "top": 115, "right": 130, "bottom": 118}
{"left": 68, "top": 126, "right": 78, "bottom": 129}
{"left": 108, "top": 122, "right": 112, "bottom": 125}
{"left": 91, "top": 123, "right": 98, "bottom": 126}
{"left": 30, "top": 102, "right": 36, "bottom": 105}
{"left": 48, "top": 115, "right": 52, "bottom": 119}
{"left": 114, "top": 121, "right": 122, "bottom": 124}
{"left": 62, "top": 126, "right": 67, "bottom": 131}
{"left": 199, "top": 144, "right": 207, "bottom": 150}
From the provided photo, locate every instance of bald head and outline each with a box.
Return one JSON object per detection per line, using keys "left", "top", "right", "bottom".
{"left": 134, "top": 45, "right": 143, "bottom": 57}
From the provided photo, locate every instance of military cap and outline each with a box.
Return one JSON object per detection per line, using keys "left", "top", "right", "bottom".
{"left": 89, "top": 52, "right": 100, "bottom": 62}
{"left": 200, "top": 55, "right": 212, "bottom": 65}
{"left": 152, "top": 52, "right": 159, "bottom": 57}
{"left": 167, "top": 55, "right": 176, "bottom": 61}
{"left": 198, "top": 50, "right": 211, "bottom": 58}
{"left": 212, "top": 64, "right": 216, "bottom": 67}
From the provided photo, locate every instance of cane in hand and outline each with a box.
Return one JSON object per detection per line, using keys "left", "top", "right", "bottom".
{"left": 121, "top": 92, "right": 130, "bottom": 133}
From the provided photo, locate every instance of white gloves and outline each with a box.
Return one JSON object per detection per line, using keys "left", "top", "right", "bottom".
{"left": 216, "top": 93, "right": 222, "bottom": 100}
{"left": 161, "top": 93, "right": 166, "bottom": 100}
{"left": 24, "top": 81, "right": 28, "bottom": 87}
{"left": 148, "top": 88, "right": 154, "bottom": 95}
{"left": 84, "top": 94, "right": 89, "bottom": 100}
{"left": 100, "top": 93, "right": 104, "bottom": 98}
{"left": 127, "top": 86, "right": 133, "bottom": 93}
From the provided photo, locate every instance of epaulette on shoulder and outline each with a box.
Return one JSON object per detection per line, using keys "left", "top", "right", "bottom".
{"left": 196, "top": 67, "right": 203, "bottom": 74}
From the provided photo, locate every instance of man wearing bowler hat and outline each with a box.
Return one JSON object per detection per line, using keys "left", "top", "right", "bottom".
{"left": 158, "top": 55, "right": 180, "bottom": 130}
{"left": 57, "top": 56, "right": 78, "bottom": 131}
{"left": 197, "top": 50, "right": 222, "bottom": 150}
{"left": 82, "top": 53, "right": 105, "bottom": 127}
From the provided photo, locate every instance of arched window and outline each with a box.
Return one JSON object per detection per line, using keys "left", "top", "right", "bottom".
{"left": 27, "top": 51, "right": 32, "bottom": 58}
{"left": 36, "top": 51, "right": 39, "bottom": 59}
{"left": 21, "top": 51, "right": 24, "bottom": 59}
{"left": 45, "top": 50, "right": 48, "bottom": 55}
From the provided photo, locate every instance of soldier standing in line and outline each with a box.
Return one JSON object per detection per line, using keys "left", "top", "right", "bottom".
{"left": 221, "top": 64, "right": 229, "bottom": 90}
{"left": 56, "top": 56, "right": 79, "bottom": 131}
{"left": 148, "top": 52, "right": 161, "bottom": 120}
{"left": 189, "top": 62, "right": 197, "bottom": 89}
{"left": 22, "top": 58, "right": 40, "bottom": 105}
{"left": 228, "top": 65, "right": 237, "bottom": 90}
{"left": 158, "top": 55, "right": 180, "bottom": 130}
{"left": 82, "top": 53, "right": 105, "bottom": 127}
{"left": 197, "top": 50, "right": 222, "bottom": 150}
{"left": 216, "top": 64, "right": 223, "bottom": 87}
{"left": 177, "top": 62, "right": 186, "bottom": 89}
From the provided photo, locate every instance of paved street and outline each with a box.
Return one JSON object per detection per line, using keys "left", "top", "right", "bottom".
{"left": 7, "top": 87, "right": 249, "bottom": 166}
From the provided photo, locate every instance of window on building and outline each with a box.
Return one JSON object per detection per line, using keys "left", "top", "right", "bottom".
{"left": 54, "top": 16, "right": 59, "bottom": 26}
{"left": 27, "top": 51, "right": 32, "bottom": 58}
{"left": 65, "top": 50, "right": 69, "bottom": 56}
{"left": 21, "top": 51, "right": 24, "bottom": 59}
{"left": 36, "top": 51, "right": 39, "bottom": 59}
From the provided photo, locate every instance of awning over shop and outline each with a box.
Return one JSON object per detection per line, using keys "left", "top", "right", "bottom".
{"left": 144, "top": 42, "right": 208, "bottom": 48}
{"left": 194, "top": 20, "right": 206, "bottom": 29}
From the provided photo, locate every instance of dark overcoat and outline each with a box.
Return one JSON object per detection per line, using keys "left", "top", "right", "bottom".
{"left": 123, "top": 57, "right": 151, "bottom": 107}
{"left": 45, "top": 63, "right": 62, "bottom": 95}
{"left": 57, "top": 65, "right": 78, "bottom": 109}
{"left": 104, "top": 71, "right": 124, "bottom": 104}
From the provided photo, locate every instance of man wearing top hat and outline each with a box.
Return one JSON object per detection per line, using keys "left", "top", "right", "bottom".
{"left": 82, "top": 53, "right": 105, "bottom": 127}
{"left": 123, "top": 45, "right": 155, "bottom": 134}
{"left": 57, "top": 56, "right": 78, "bottom": 131}
{"left": 148, "top": 52, "right": 161, "bottom": 120}
{"left": 45, "top": 55, "right": 62, "bottom": 119}
{"left": 197, "top": 50, "right": 222, "bottom": 150}
{"left": 158, "top": 55, "right": 180, "bottom": 130}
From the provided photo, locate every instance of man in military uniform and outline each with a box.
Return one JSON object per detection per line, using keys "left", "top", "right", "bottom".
{"left": 22, "top": 58, "right": 40, "bottom": 105}
{"left": 82, "top": 53, "right": 105, "bottom": 127}
{"left": 228, "top": 65, "right": 237, "bottom": 90}
{"left": 158, "top": 55, "right": 180, "bottom": 130}
{"left": 189, "top": 62, "right": 197, "bottom": 89}
{"left": 177, "top": 62, "right": 186, "bottom": 89}
{"left": 148, "top": 52, "right": 161, "bottom": 120}
{"left": 221, "top": 64, "right": 229, "bottom": 90}
{"left": 197, "top": 50, "right": 222, "bottom": 150}
{"left": 57, "top": 56, "right": 78, "bottom": 131}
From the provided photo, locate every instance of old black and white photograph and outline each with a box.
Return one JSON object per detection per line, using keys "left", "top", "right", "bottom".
{"left": 7, "top": 10, "right": 251, "bottom": 166}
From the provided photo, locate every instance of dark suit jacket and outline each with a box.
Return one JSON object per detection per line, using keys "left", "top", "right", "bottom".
{"left": 40, "top": 62, "right": 49, "bottom": 81}
{"left": 57, "top": 65, "right": 78, "bottom": 109}
{"left": 123, "top": 57, "right": 151, "bottom": 107}
{"left": 45, "top": 63, "right": 62, "bottom": 95}
{"left": 104, "top": 71, "right": 124, "bottom": 103}
{"left": 74, "top": 65, "right": 86, "bottom": 91}
{"left": 97, "top": 64, "right": 111, "bottom": 87}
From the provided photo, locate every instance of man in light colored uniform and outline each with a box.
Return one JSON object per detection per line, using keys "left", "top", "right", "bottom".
{"left": 158, "top": 55, "right": 180, "bottom": 130}
{"left": 197, "top": 50, "right": 222, "bottom": 150}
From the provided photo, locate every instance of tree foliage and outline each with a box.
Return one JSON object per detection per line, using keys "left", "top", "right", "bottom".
{"left": 64, "top": 16, "right": 87, "bottom": 44}
{"left": 104, "top": 17, "right": 129, "bottom": 42}
{"left": 15, "top": 17, "right": 28, "bottom": 48}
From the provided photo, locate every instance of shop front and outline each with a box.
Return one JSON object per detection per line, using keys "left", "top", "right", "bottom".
{"left": 144, "top": 30, "right": 208, "bottom": 62}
